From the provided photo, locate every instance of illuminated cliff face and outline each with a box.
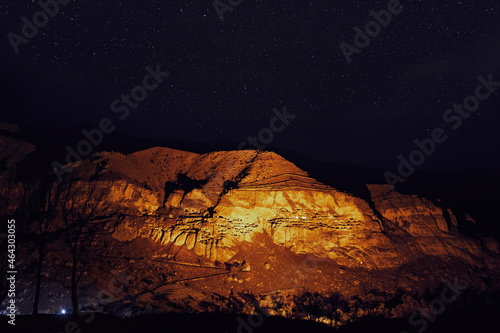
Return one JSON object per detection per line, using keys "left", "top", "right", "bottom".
{"left": 77, "top": 147, "right": 499, "bottom": 271}
{"left": 2, "top": 138, "right": 500, "bottom": 317}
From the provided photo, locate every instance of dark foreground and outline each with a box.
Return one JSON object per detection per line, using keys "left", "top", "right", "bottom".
{"left": 1, "top": 306, "right": 498, "bottom": 333}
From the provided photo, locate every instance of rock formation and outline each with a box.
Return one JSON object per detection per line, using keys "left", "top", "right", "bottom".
{"left": 1, "top": 137, "right": 499, "bottom": 318}
{"left": 71, "top": 147, "right": 499, "bottom": 273}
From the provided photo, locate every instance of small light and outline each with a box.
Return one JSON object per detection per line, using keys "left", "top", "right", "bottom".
{"left": 61, "top": 309, "right": 66, "bottom": 315}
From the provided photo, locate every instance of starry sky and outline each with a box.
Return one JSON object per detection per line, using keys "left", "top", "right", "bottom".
{"left": 1, "top": 0, "right": 500, "bottom": 171}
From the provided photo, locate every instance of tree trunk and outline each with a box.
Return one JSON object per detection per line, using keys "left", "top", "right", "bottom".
{"left": 32, "top": 244, "right": 45, "bottom": 315}
{"left": 71, "top": 254, "right": 79, "bottom": 315}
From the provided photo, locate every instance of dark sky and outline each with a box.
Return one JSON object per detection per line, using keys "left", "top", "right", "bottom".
{"left": 1, "top": 0, "right": 499, "bottom": 171}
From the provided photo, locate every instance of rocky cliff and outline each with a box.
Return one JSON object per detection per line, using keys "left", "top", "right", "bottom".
{"left": 1, "top": 139, "right": 499, "bottom": 318}
{"left": 72, "top": 147, "right": 499, "bottom": 273}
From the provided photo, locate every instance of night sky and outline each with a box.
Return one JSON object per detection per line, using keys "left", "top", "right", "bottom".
{"left": 1, "top": 0, "right": 500, "bottom": 172}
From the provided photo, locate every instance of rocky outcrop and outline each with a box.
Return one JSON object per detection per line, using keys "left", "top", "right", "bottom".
{"left": 367, "top": 184, "right": 498, "bottom": 270}
{"left": 2, "top": 140, "right": 499, "bottom": 317}
{"left": 72, "top": 147, "right": 499, "bottom": 273}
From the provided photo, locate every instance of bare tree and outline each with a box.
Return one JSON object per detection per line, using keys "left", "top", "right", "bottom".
{"left": 293, "top": 291, "right": 324, "bottom": 321}
{"left": 58, "top": 177, "right": 112, "bottom": 314}
{"left": 0, "top": 171, "right": 17, "bottom": 305}
{"left": 322, "top": 292, "right": 349, "bottom": 327}
{"left": 17, "top": 177, "right": 61, "bottom": 314}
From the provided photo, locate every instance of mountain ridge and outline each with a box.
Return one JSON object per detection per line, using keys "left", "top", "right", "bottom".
{"left": 1, "top": 134, "right": 499, "bottom": 319}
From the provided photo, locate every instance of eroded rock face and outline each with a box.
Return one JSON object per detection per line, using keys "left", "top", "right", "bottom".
{"left": 107, "top": 180, "right": 161, "bottom": 215}
{"left": 367, "top": 184, "right": 492, "bottom": 267}
{"left": 2, "top": 141, "right": 500, "bottom": 317}
{"left": 75, "top": 147, "right": 499, "bottom": 272}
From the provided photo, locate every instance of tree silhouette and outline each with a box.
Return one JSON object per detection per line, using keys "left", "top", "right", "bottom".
{"left": 17, "top": 176, "right": 62, "bottom": 314}
{"left": 322, "top": 292, "right": 349, "bottom": 327}
{"left": 293, "top": 291, "right": 324, "bottom": 321}
{"left": 58, "top": 176, "right": 113, "bottom": 314}
{"left": 0, "top": 172, "right": 16, "bottom": 306}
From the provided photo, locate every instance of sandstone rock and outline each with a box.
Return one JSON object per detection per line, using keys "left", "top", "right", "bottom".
{"left": 482, "top": 237, "right": 500, "bottom": 254}
{"left": 6, "top": 142, "right": 497, "bottom": 316}
{"left": 56, "top": 148, "right": 497, "bottom": 274}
